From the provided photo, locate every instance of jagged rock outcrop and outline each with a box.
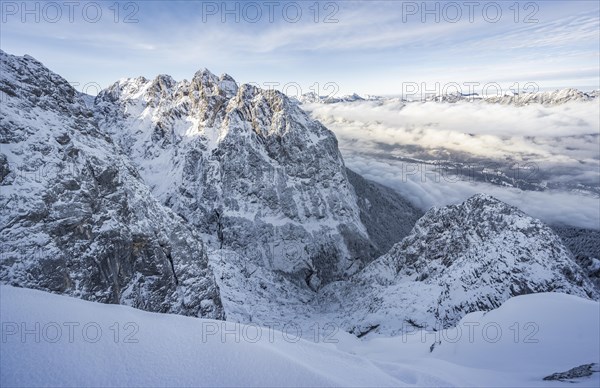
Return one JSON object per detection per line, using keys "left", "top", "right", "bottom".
{"left": 319, "top": 194, "right": 598, "bottom": 335}
{"left": 0, "top": 50, "right": 224, "bottom": 319}
{"left": 543, "top": 363, "right": 598, "bottom": 382}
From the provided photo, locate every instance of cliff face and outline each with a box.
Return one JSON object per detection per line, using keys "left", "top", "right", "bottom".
{"left": 0, "top": 50, "right": 223, "bottom": 319}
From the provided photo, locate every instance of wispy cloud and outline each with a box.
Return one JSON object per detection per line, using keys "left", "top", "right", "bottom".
{"left": 1, "top": 1, "right": 597, "bottom": 94}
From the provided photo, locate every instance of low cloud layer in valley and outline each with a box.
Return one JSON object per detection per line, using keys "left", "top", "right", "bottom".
{"left": 304, "top": 99, "right": 600, "bottom": 229}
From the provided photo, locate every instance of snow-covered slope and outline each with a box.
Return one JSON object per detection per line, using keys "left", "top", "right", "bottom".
{"left": 0, "top": 285, "right": 399, "bottom": 387}
{"left": 431, "top": 292, "right": 600, "bottom": 376}
{"left": 0, "top": 50, "right": 223, "bottom": 318}
{"left": 319, "top": 194, "right": 598, "bottom": 335}
{"left": 2, "top": 285, "right": 598, "bottom": 387}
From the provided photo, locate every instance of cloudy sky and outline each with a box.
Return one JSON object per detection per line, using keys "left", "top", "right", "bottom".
{"left": 1, "top": 1, "right": 598, "bottom": 95}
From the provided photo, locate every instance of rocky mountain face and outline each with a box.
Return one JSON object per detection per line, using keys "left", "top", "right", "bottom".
{"left": 206, "top": 171, "right": 425, "bottom": 326}
{"left": 1, "top": 51, "right": 598, "bottom": 338}
{"left": 93, "top": 70, "right": 374, "bottom": 288}
{"left": 0, "top": 50, "right": 223, "bottom": 319}
{"left": 552, "top": 225, "right": 600, "bottom": 291}
{"left": 345, "top": 168, "right": 423, "bottom": 257}
{"left": 318, "top": 194, "right": 599, "bottom": 336}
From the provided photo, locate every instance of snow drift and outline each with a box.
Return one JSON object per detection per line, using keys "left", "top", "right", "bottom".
{"left": 1, "top": 285, "right": 598, "bottom": 387}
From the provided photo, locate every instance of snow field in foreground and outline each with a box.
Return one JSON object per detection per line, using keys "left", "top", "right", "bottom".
{"left": 1, "top": 285, "right": 598, "bottom": 387}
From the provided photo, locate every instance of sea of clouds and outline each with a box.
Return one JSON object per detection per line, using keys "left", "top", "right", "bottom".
{"left": 304, "top": 99, "right": 600, "bottom": 229}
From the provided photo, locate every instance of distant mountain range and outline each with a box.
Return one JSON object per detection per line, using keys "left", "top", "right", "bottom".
{"left": 297, "top": 88, "right": 599, "bottom": 105}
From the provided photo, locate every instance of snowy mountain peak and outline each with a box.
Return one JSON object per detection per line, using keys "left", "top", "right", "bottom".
{"left": 150, "top": 74, "right": 177, "bottom": 90}
{"left": 93, "top": 63, "right": 373, "bottom": 286}
{"left": 320, "top": 193, "right": 598, "bottom": 334}
{"left": 218, "top": 73, "right": 238, "bottom": 97}
{"left": 192, "top": 67, "right": 220, "bottom": 92}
